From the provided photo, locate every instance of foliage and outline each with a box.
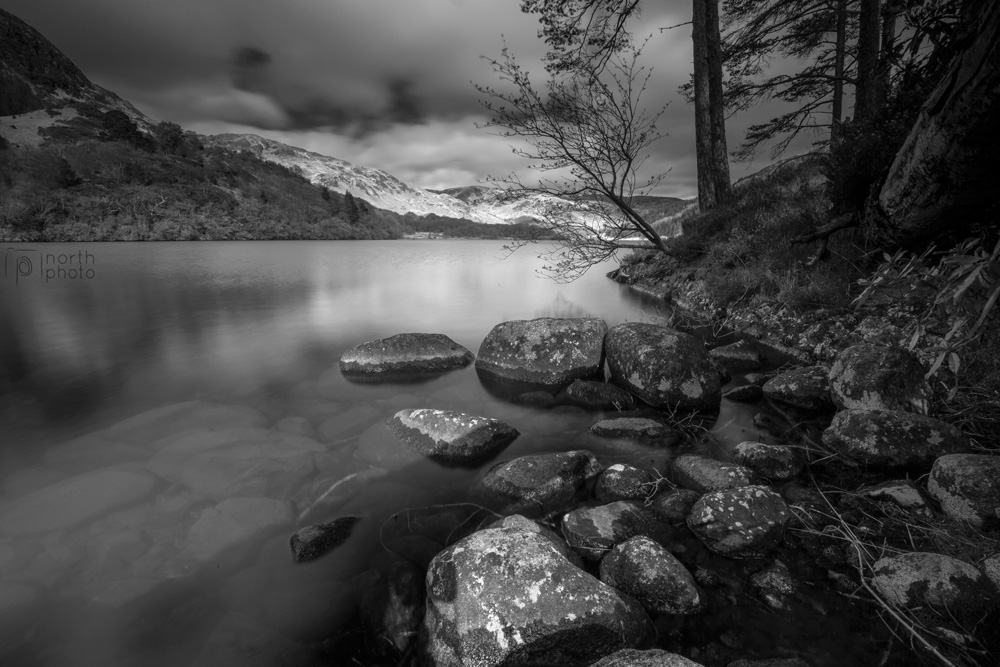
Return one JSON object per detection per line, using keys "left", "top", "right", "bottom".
{"left": 475, "top": 37, "right": 671, "bottom": 280}
{"left": 853, "top": 236, "right": 1000, "bottom": 399}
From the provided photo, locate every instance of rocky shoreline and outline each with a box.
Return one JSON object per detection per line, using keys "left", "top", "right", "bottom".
{"left": 2, "top": 316, "right": 997, "bottom": 666}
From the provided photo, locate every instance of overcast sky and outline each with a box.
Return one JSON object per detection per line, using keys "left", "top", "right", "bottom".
{"left": 3, "top": 0, "right": 819, "bottom": 198}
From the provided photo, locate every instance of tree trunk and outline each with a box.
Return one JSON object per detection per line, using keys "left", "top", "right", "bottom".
{"left": 692, "top": 0, "right": 731, "bottom": 210}
{"left": 854, "top": 0, "right": 882, "bottom": 121}
{"left": 872, "top": 2, "right": 1000, "bottom": 246}
{"left": 831, "top": 0, "right": 847, "bottom": 135}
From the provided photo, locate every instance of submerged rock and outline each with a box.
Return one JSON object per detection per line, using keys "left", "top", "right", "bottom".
{"left": 687, "top": 486, "right": 790, "bottom": 559}
{"left": 357, "top": 559, "right": 425, "bottom": 659}
{"left": 589, "top": 417, "right": 681, "bottom": 445}
{"left": 560, "top": 380, "right": 635, "bottom": 410}
{"left": 289, "top": 516, "right": 362, "bottom": 563}
{"left": 605, "top": 323, "right": 721, "bottom": 411}
{"left": 422, "top": 514, "right": 652, "bottom": 667}
{"left": 475, "top": 317, "right": 608, "bottom": 393}
{"left": 181, "top": 497, "right": 293, "bottom": 565}
{"left": 385, "top": 409, "right": 518, "bottom": 466}
{"left": 561, "top": 501, "right": 672, "bottom": 562}
{"left": 599, "top": 535, "right": 706, "bottom": 615}
{"left": 871, "top": 552, "right": 996, "bottom": 621}
{"left": 747, "top": 561, "right": 798, "bottom": 611}
{"left": 474, "top": 450, "right": 604, "bottom": 519}
{"left": 829, "top": 343, "right": 930, "bottom": 414}
{"left": 104, "top": 401, "right": 269, "bottom": 446}
{"left": 927, "top": 453, "right": 1000, "bottom": 529}
{"left": 0, "top": 468, "right": 156, "bottom": 535}
{"left": 672, "top": 454, "right": 756, "bottom": 494}
{"left": 762, "top": 366, "right": 833, "bottom": 412}
{"left": 339, "top": 333, "right": 474, "bottom": 380}
{"left": 821, "top": 409, "right": 968, "bottom": 468}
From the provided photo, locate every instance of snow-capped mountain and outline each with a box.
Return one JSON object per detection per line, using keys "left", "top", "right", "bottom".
{"left": 205, "top": 133, "right": 611, "bottom": 226}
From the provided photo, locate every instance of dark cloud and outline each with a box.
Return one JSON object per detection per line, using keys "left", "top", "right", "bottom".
{"left": 0, "top": 0, "right": 811, "bottom": 195}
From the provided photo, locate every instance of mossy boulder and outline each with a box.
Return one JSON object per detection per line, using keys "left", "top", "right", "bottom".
{"left": 731, "top": 442, "right": 802, "bottom": 483}
{"left": 672, "top": 454, "right": 755, "bottom": 494}
{"left": 927, "top": 453, "right": 1000, "bottom": 529}
{"left": 339, "top": 333, "right": 474, "bottom": 380}
{"left": 687, "top": 486, "right": 790, "bottom": 558}
{"left": 821, "top": 409, "right": 969, "bottom": 468}
{"left": 562, "top": 501, "right": 672, "bottom": 562}
{"left": 829, "top": 344, "right": 931, "bottom": 414}
{"left": 871, "top": 552, "right": 996, "bottom": 621}
{"left": 474, "top": 450, "right": 604, "bottom": 519}
{"left": 762, "top": 365, "right": 833, "bottom": 412}
{"left": 385, "top": 409, "right": 518, "bottom": 467}
{"left": 599, "top": 536, "right": 706, "bottom": 616}
{"left": 605, "top": 323, "right": 721, "bottom": 411}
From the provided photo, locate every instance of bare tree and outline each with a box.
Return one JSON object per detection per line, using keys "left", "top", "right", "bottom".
{"left": 475, "top": 40, "right": 670, "bottom": 281}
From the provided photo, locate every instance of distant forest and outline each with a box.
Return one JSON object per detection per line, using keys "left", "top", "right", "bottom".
{"left": 0, "top": 106, "right": 556, "bottom": 242}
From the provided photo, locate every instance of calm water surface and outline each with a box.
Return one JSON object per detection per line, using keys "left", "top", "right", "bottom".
{"left": 0, "top": 241, "right": 864, "bottom": 666}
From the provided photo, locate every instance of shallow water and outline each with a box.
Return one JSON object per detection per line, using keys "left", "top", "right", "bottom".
{"left": 0, "top": 240, "right": 875, "bottom": 666}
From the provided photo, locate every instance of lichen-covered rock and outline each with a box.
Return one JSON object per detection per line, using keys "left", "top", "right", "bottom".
{"left": 871, "top": 552, "right": 996, "bottom": 621}
{"left": 709, "top": 339, "right": 762, "bottom": 372}
{"left": 762, "top": 366, "right": 833, "bottom": 412}
{"left": 732, "top": 442, "right": 802, "bottom": 483}
{"left": 723, "top": 384, "right": 764, "bottom": 403}
{"left": 605, "top": 323, "right": 721, "bottom": 411}
{"left": 595, "top": 464, "right": 658, "bottom": 503}
{"left": 687, "top": 486, "right": 790, "bottom": 558}
{"left": 474, "top": 450, "right": 604, "bottom": 518}
{"left": 649, "top": 489, "right": 701, "bottom": 523}
{"left": 559, "top": 380, "right": 635, "bottom": 410}
{"left": 859, "top": 480, "right": 932, "bottom": 516}
{"left": 821, "top": 409, "right": 969, "bottom": 468}
{"left": 589, "top": 417, "right": 680, "bottom": 445}
{"left": 561, "top": 501, "right": 672, "bottom": 562}
{"left": 422, "top": 514, "right": 652, "bottom": 667}
{"left": 475, "top": 317, "right": 608, "bottom": 392}
{"left": 829, "top": 344, "right": 930, "bottom": 414}
{"left": 289, "top": 516, "right": 362, "bottom": 563}
{"left": 599, "top": 536, "right": 706, "bottom": 615}
{"left": 385, "top": 409, "right": 518, "bottom": 466}
{"left": 672, "top": 455, "right": 755, "bottom": 494}
{"left": 339, "top": 333, "right": 474, "bottom": 380}
{"left": 927, "top": 454, "right": 1000, "bottom": 529}
{"left": 592, "top": 649, "right": 706, "bottom": 667}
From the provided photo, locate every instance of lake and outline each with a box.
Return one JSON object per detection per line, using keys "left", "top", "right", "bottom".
{"left": 0, "top": 240, "right": 870, "bottom": 666}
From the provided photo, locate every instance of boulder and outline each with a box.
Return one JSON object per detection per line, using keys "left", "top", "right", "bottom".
{"left": 731, "top": 442, "right": 802, "bottom": 483}
{"left": 273, "top": 416, "right": 318, "bottom": 439}
{"left": 649, "top": 489, "right": 701, "bottom": 523}
{"left": 821, "top": 409, "right": 969, "bottom": 468}
{"left": 723, "top": 384, "right": 764, "bottom": 403}
{"left": 687, "top": 486, "right": 790, "bottom": 558}
{"left": 181, "top": 497, "right": 293, "bottom": 565}
{"left": 672, "top": 455, "right": 755, "bottom": 494}
{"left": 475, "top": 450, "right": 604, "bottom": 518}
{"left": 762, "top": 366, "right": 834, "bottom": 412}
{"left": 0, "top": 468, "right": 156, "bottom": 535}
{"left": 317, "top": 405, "right": 382, "bottom": 441}
{"left": 605, "top": 323, "right": 721, "bottom": 411}
{"left": 927, "top": 454, "right": 1000, "bottom": 529}
{"left": 559, "top": 380, "right": 635, "bottom": 410}
{"left": 422, "top": 514, "right": 652, "bottom": 667}
{"left": 561, "top": 501, "right": 672, "bottom": 562}
{"left": 146, "top": 427, "right": 326, "bottom": 499}
{"left": 592, "top": 649, "right": 706, "bottom": 667}
{"left": 829, "top": 344, "right": 931, "bottom": 414}
{"left": 871, "top": 552, "right": 996, "bottom": 621}
{"left": 595, "top": 464, "right": 658, "bottom": 503}
{"left": 289, "top": 516, "right": 362, "bottom": 563}
{"left": 589, "top": 417, "right": 681, "bottom": 445}
{"left": 709, "top": 339, "right": 762, "bottom": 372}
{"left": 339, "top": 333, "right": 474, "bottom": 380}
{"left": 475, "top": 317, "right": 608, "bottom": 392}
{"left": 192, "top": 612, "right": 311, "bottom": 667}
{"left": 385, "top": 409, "right": 518, "bottom": 466}
{"left": 746, "top": 561, "right": 798, "bottom": 611}
{"left": 357, "top": 560, "right": 425, "bottom": 659}
{"left": 599, "top": 536, "right": 706, "bottom": 615}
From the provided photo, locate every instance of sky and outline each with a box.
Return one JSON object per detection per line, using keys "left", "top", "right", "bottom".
{"left": 2, "top": 0, "right": 820, "bottom": 199}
